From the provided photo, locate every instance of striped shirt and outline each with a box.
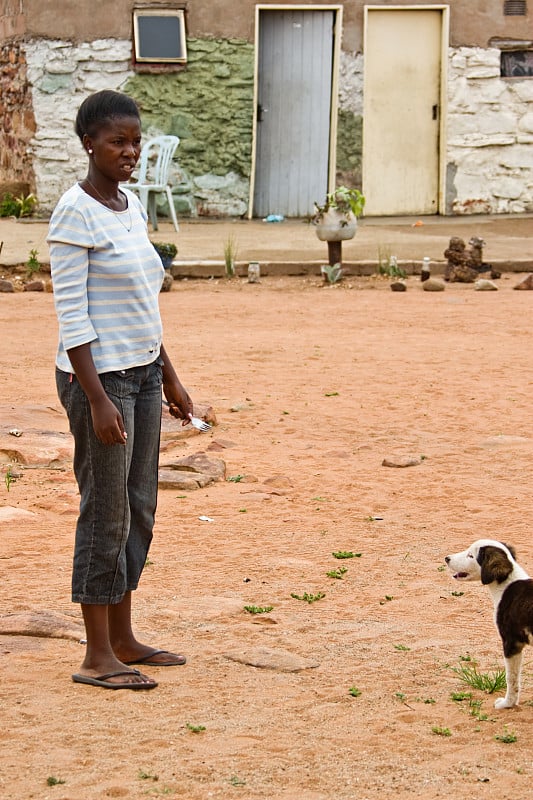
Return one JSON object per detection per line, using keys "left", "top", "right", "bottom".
{"left": 48, "top": 184, "right": 165, "bottom": 374}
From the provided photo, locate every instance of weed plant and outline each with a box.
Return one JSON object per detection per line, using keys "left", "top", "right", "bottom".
{"left": 451, "top": 661, "right": 506, "bottom": 694}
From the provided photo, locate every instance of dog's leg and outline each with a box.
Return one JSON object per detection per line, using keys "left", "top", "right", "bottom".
{"left": 495, "top": 651, "right": 523, "bottom": 709}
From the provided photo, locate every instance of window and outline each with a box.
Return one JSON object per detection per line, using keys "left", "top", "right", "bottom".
{"left": 133, "top": 8, "right": 187, "bottom": 64}
{"left": 503, "top": 0, "right": 527, "bottom": 14}
{"left": 501, "top": 50, "right": 533, "bottom": 76}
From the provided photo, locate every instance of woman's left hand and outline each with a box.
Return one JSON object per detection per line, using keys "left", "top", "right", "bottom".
{"left": 163, "top": 380, "right": 193, "bottom": 420}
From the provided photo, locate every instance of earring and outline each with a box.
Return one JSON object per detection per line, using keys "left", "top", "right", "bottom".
{"left": 87, "top": 149, "right": 93, "bottom": 154}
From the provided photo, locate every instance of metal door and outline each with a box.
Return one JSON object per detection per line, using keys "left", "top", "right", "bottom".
{"left": 253, "top": 9, "right": 335, "bottom": 218}
{"left": 362, "top": 7, "right": 447, "bottom": 216}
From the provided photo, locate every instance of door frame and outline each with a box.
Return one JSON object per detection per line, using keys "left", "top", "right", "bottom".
{"left": 363, "top": 5, "right": 449, "bottom": 215}
{"left": 248, "top": 4, "right": 343, "bottom": 218}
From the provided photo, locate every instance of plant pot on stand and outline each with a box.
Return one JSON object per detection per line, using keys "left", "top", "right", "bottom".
{"left": 312, "top": 187, "right": 365, "bottom": 280}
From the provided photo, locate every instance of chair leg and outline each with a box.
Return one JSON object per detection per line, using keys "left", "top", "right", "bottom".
{"left": 165, "top": 187, "right": 179, "bottom": 232}
{"left": 148, "top": 192, "right": 158, "bottom": 230}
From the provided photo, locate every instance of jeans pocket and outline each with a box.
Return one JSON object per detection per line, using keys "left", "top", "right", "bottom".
{"left": 100, "top": 369, "right": 136, "bottom": 399}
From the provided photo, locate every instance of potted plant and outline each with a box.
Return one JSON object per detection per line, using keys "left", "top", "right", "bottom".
{"left": 151, "top": 241, "right": 177, "bottom": 269}
{"left": 312, "top": 186, "right": 365, "bottom": 242}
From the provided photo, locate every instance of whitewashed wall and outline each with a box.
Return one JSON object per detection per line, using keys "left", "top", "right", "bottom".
{"left": 447, "top": 47, "right": 533, "bottom": 214}
{"left": 25, "top": 39, "right": 133, "bottom": 209}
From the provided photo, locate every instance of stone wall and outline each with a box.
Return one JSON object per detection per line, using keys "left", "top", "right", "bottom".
{"left": 21, "top": 36, "right": 533, "bottom": 217}
{"left": 0, "top": 41, "right": 35, "bottom": 197}
{"left": 24, "top": 38, "right": 133, "bottom": 209}
{"left": 125, "top": 38, "right": 254, "bottom": 217}
{"left": 336, "top": 50, "right": 363, "bottom": 188}
{"left": 24, "top": 37, "right": 254, "bottom": 217}
{"left": 447, "top": 47, "right": 533, "bottom": 214}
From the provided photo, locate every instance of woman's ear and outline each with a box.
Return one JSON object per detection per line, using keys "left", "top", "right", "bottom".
{"left": 82, "top": 134, "right": 93, "bottom": 155}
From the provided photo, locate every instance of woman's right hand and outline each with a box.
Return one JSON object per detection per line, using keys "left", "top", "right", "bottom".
{"left": 90, "top": 394, "right": 127, "bottom": 445}
{"left": 66, "top": 344, "right": 126, "bottom": 446}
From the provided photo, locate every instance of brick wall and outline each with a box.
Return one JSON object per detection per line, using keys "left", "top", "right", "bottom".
{"left": 0, "top": 42, "right": 35, "bottom": 196}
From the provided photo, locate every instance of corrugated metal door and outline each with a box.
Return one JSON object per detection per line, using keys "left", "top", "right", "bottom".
{"left": 253, "top": 9, "right": 334, "bottom": 218}
{"left": 362, "top": 8, "right": 444, "bottom": 216}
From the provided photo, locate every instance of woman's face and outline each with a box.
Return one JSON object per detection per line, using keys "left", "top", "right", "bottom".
{"left": 84, "top": 115, "right": 142, "bottom": 184}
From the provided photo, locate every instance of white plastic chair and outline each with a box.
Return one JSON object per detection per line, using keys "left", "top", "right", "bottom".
{"left": 125, "top": 135, "right": 180, "bottom": 231}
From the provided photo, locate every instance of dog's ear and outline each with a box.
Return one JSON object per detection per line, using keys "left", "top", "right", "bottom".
{"left": 477, "top": 545, "right": 513, "bottom": 584}
{"left": 500, "top": 542, "right": 517, "bottom": 560}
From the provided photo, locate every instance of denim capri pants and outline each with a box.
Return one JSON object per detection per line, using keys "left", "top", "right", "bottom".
{"left": 56, "top": 358, "right": 163, "bottom": 604}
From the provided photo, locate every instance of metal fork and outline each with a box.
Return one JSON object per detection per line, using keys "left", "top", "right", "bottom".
{"left": 163, "top": 401, "right": 211, "bottom": 432}
{"left": 187, "top": 413, "right": 212, "bottom": 432}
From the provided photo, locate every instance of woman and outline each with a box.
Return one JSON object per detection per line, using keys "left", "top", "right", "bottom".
{"left": 48, "top": 90, "right": 191, "bottom": 690}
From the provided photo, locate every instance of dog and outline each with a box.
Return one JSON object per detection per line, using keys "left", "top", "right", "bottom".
{"left": 445, "top": 539, "right": 533, "bottom": 709}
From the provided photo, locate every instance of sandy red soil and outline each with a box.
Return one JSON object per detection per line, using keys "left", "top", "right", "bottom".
{"left": 1, "top": 273, "right": 532, "bottom": 800}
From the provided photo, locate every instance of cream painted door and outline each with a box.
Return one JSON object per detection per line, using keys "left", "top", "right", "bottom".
{"left": 362, "top": 8, "right": 445, "bottom": 216}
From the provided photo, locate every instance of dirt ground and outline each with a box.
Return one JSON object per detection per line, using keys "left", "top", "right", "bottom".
{"left": 1, "top": 273, "right": 532, "bottom": 800}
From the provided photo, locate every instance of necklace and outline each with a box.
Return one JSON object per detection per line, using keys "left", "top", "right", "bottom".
{"left": 84, "top": 179, "right": 132, "bottom": 231}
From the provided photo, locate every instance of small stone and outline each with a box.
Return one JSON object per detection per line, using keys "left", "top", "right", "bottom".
{"left": 0, "top": 279, "right": 14, "bottom": 292}
{"left": 382, "top": 455, "right": 423, "bottom": 468}
{"left": 422, "top": 278, "right": 445, "bottom": 292}
{"left": 513, "top": 273, "right": 533, "bottom": 290}
{"left": 264, "top": 475, "right": 293, "bottom": 488}
{"left": 160, "top": 271, "right": 174, "bottom": 292}
{"left": 224, "top": 645, "right": 320, "bottom": 672}
{"left": 390, "top": 281, "right": 407, "bottom": 292}
{"left": 23, "top": 280, "right": 45, "bottom": 292}
{"left": 474, "top": 279, "right": 498, "bottom": 291}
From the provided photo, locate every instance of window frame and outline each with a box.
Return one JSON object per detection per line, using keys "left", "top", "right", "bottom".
{"left": 133, "top": 8, "right": 187, "bottom": 65}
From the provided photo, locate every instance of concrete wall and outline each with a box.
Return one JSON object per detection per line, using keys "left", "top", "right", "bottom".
{"left": 14, "top": 0, "right": 532, "bottom": 50}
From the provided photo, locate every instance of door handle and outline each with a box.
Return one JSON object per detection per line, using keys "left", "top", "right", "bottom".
{"left": 432, "top": 104, "right": 439, "bottom": 121}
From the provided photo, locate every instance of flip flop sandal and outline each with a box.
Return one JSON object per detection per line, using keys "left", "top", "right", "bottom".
{"left": 125, "top": 649, "right": 186, "bottom": 667}
{"left": 72, "top": 669, "right": 158, "bottom": 690}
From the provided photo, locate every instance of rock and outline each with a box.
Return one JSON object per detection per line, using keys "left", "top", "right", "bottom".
{"left": 23, "top": 280, "right": 45, "bottom": 292}
{"left": 481, "top": 435, "right": 531, "bottom": 449}
{"left": 422, "top": 278, "right": 445, "bottom": 292}
{"left": 158, "top": 470, "right": 215, "bottom": 490}
{"left": 449, "top": 265, "right": 478, "bottom": 283}
{"left": 160, "top": 401, "right": 216, "bottom": 441}
{"left": 390, "top": 281, "right": 407, "bottom": 292}
{"left": 474, "top": 279, "right": 498, "bottom": 291}
{"left": 159, "top": 452, "right": 226, "bottom": 489}
{"left": 264, "top": 475, "right": 293, "bottom": 489}
{"left": 160, "top": 271, "right": 174, "bottom": 292}
{"left": 382, "top": 455, "right": 423, "bottom": 468}
{"left": 514, "top": 273, "right": 533, "bottom": 290}
{"left": 0, "top": 506, "right": 36, "bottom": 522}
{"left": 0, "top": 429, "right": 73, "bottom": 468}
{"left": 207, "top": 439, "right": 238, "bottom": 451}
{"left": 223, "top": 645, "right": 320, "bottom": 672}
{"left": 0, "top": 610, "right": 84, "bottom": 641}
{"left": 164, "top": 452, "right": 226, "bottom": 478}
{"left": 0, "top": 279, "right": 14, "bottom": 292}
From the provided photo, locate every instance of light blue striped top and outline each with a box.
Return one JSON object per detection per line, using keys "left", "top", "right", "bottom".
{"left": 48, "top": 183, "right": 165, "bottom": 374}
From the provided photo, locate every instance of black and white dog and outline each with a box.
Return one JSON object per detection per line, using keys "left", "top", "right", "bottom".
{"left": 445, "top": 539, "right": 533, "bottom": 709}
